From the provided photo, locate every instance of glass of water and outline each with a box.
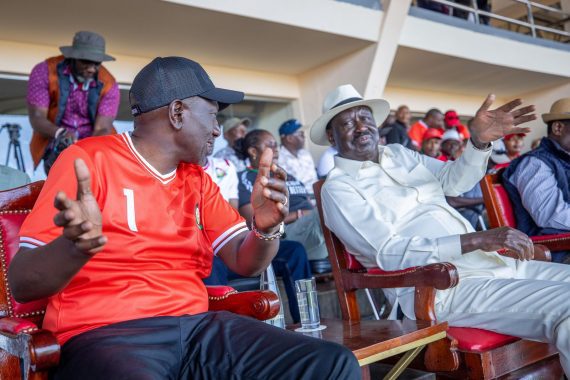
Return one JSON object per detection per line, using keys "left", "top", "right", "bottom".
{"left": 295, "top": 277, "right": 320, "bottom": 330}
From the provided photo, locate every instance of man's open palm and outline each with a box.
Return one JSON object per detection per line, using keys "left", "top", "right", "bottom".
{"left": 53, "top": 159, "right": 106, "bottom": 255}
{"left": 470, "top": 94, "right": 536, "bottom": 145}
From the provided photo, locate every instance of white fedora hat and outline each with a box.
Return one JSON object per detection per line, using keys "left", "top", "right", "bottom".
{"left": 310, "top": 84, "right": 390, "bottom": 146}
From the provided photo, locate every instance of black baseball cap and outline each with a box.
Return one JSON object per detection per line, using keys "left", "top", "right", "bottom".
{"left": 129, "top": 56, "right": 244, "bottom": 117}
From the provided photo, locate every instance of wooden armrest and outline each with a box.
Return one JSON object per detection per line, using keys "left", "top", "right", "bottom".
{"left": 497, "top": 244, "right": 551, "bottom": 262}
{"left": 0, "top": 317, "right": 60, "bottom": 375}
{"left": 345, "top": 262, "right": 459, "bottom": 291}
{"left": 208, "top": 290, "right": 280, "bottom": 321}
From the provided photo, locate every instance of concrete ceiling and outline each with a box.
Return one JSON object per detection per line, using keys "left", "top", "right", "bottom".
{"left": 0, "top": 0, "right": 372, "bottom": 75}
{"left": 387, "top": 46, "right": 570, "bottom": 97}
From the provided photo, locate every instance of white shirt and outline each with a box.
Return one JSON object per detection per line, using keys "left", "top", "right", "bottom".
{"left": 317, "top": 146, "right": 338, "bottom": 178}
{"left": 322, "top": 142, "right": 515, "bottom": 319}
{"left": 203, "top": 157, "right": 239, "bottom": 202}
{"left": 278, "top": 146, "right": 318, "bottom": 194}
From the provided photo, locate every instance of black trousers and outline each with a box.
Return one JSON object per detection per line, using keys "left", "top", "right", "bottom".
{"left": 51, "top": 312, "right": 361, "bottom": 380}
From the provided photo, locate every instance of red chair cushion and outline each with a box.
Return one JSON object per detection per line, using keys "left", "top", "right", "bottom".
{"left": 0, "top": 211, "right": 48, "bottom": 318}
{"left": 0, "top": 317, "right": 38, "bottom": 334}
{"left": 448, "top": 327, "right": 519, "bottom": 353}
{"left": 531, "top": 233, "right": 570, "bottom": 243}
{"left": 343, "top": 250, "right": 365, "bottom": 270}
{"left": 206, "top": 285, "right": 237, "bottom": 299}
{"left": 492, "top": 184, "right": 516, "bottom": 227}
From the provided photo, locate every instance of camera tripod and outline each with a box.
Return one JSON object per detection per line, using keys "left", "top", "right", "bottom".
{"left": 1, "top": 123, "right": 26, "bottom": 173}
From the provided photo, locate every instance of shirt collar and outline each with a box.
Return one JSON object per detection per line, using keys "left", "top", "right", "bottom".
{"left": 333, "top": 146, "right": 384, "bottom": 179}
{"left": 549, "top": 138, "right": 570, "bottom": 157}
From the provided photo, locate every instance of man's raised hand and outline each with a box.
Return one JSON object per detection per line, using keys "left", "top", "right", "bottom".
{"left": 251, "top": 148, "right": 289, "bottom": 233}
{"left": 470, "top": 94, "right": 537, "bottom": 146}
{"left": 53, "top": 159, "right": 106, "bottom": 255}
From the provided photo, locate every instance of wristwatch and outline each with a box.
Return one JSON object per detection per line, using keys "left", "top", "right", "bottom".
{"left": 251, "top": 216, "right": 285, "bottom": 241}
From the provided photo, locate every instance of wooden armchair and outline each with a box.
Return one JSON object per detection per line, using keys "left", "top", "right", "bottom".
{"left": 314, "top": 180, "right": 561, "bottom": 379}
{"left": 0, "top": 182, "right": 279, "bottom": 380}
{"left": 481, "top": 168, "right": 570, "bottom": 252}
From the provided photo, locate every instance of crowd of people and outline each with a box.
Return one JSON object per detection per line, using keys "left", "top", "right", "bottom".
{"left": 4, "top": 29, "right": 570, "bottom": 378}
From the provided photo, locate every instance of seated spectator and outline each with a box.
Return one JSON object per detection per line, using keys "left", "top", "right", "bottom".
{"left": 438, "top": 129, "right": 463, "bottom": 161}
{"left": 421, "top": 128, "right": 443, "bottom": 158}
{"left": 447, "top": 184, "right": 485, "bottom": 230}
{"left": 503, "top": 98, "right": 570, "bottom": 262}
{"left": 0, "top": 165, "right": 30, "bottom": 191}
{"left": 490, "top": 133, "right": 525, "bottom": 170}
{"left": 236, "top": 129, "right": 328, "bottom": 261}
{"left": 310, "top": 84, "right": 570, "bottom": 377}
{"left": 317, "top": 146, "right": 338, "bottom": 179}
{"left": 203, "top": 153, "right": 239, "bottom": 209}
{"left": 408, "top": 108, "right": 444, "bottom": 149}
{"left": 444, "top": 110, "right": 471, "bottom": 141}
{"left": 214, "top": 117, "right": 251, "bottom": 172}
{"left": 383, "top": 105, "right": 416, "bottom": 150}
{"left": 277, "top": 119, "right": 318, "bottom": 195}
{"left": 203, "top": 143, "right": 311, "bottom": 323}
{"left": 9, "top": 57, "right": 359, "bottom": 379}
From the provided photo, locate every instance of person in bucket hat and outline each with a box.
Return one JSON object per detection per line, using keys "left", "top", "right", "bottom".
{"left": 311, "top": 85, "right": 570, "bottom": 376}
{"left": 27, "top": 31, "right": 119, "bottom": 174}
{"left": 12, "top": 57, "right": 360, "bottom": 379}
{"left": 503, "top": 97, "right": 570, "bottom": 263}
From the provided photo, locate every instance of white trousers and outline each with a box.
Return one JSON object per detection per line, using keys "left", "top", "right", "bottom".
{"left": 436, "top": 258, "right": 570, "bottom": 376}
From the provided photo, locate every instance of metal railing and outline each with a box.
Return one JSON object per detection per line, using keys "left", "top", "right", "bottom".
{"left": 414, "top": 0, "right": 570, "bottom": 42}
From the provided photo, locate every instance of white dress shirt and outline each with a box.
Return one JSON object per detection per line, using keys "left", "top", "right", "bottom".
{"left": 322, "top": 142, "right": 516, "bottom": 319}
{"left": 278, "top": 146, "right": 318, "bottom": 194}
{"left": 203, "top": 157, "right": 239, "bottom": 202}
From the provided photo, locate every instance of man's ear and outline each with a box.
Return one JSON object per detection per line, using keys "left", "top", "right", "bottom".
{"left": 169, "top": 100, "right": 184, "bottom": 130}
{"left": 247, "top": 146, "right": 257, "bottom": 160}
{"left": 326, "top": 128, "right": 336, "bottom": 147}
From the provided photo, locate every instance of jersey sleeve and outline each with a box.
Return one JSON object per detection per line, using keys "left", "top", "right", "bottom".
{"left": 19, "top": 145, "right": 100, "bottom": 249}
{"left": 201, "top": 171, "right": 247, "bottom": 255}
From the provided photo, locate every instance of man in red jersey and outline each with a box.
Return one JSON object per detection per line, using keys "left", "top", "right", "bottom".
{"left": 9, "top": 57, "right": 360, "bottom": 380}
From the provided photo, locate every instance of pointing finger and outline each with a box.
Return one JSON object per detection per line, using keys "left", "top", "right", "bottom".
{"left": 75, "top": 159, "right": 92, "bottom": 201}
{"left": 257, "top": 148, "right": 273, "bottom": 180}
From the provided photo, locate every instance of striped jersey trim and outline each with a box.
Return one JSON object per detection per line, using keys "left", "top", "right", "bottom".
{"left": 121, "top": 133, "right": 177, "bottom": 185}
{"left": 19, "top": 236, "right": 46, "bottom": 249}
{"left": 212, "top": 221, "right": 248, "bottom": 255}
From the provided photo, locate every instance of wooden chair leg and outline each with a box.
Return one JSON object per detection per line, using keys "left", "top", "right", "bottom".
{"left": 424, "top": 338, "right": 460, "bottom": 372}
{"left": 361, "top": 364, "right": 371, "bottom": 380}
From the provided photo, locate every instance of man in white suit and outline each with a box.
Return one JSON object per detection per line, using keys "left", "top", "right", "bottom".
{"left": 311, "top": 84, "right": 570, "bottom": 376}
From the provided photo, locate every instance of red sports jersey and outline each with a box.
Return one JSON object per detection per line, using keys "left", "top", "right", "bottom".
{"left": 19, "top": 133, "right": 247, "bottom": 344}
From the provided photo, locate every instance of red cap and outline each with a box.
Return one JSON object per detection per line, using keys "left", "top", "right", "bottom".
{"left": 444, "top": 110, "right": 460, "bottom": 127}
{"left": 504, "top": 133, "right": 526, "bottom": 141}
{"left": 423, "top": 128, "right": 443, "bottom": 141}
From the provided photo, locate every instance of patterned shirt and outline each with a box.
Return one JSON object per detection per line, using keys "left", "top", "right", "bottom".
{"left": 27, "top": 61, "right": 120, "bottom": 139}
{"left": 214, "top": 146, "right": 247, "bottom": 172}
{"left": 277, "top": 146, "right": 318, "bottom": 194}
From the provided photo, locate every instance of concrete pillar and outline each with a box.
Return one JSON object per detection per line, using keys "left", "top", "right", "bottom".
{"left": 561, "top": 0, "right": 570, "bottom": 33}
{"left": 363, "top": 0, "right": 412, "bottom": 99}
